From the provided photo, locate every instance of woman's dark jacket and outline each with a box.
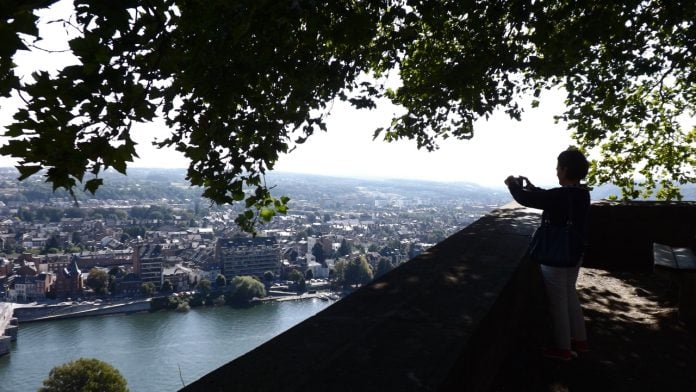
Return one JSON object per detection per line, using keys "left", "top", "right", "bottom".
{"left": 507, "top": 183, "right": 591, "bottom": 266}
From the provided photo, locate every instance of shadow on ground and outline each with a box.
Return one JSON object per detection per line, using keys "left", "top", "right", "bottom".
{"left": 491, "top": 268, "right": 696, "bottom": 392}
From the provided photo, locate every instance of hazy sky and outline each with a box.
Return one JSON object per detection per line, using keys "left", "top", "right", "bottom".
{"left": 269, "top": 93, "right": 574, "bottom": 188}
{"left": 91, "top": 89, "right": 576, "bottom": 188}
{"left": 0, "top": 1, "right": 575, "bottom": 189}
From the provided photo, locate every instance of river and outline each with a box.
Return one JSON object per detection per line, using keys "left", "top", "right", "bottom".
{"left": 0, "top": 299, "right": 335, "bottom": 392}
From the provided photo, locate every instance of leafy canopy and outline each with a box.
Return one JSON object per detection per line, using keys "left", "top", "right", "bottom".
{"left": 85, "top": 267, "right": 108, "bottom": 294}
{"left": 139, "top": 281, "right": 156, "bottom": 297}
{"left": 227, "top": 275, "right": 266, "bottom": 304}
{"left": 2, "top": 0, "right": 695, "bottom": 232}
{"left": 39, "top": 357, "right": 129, "bottom": 392}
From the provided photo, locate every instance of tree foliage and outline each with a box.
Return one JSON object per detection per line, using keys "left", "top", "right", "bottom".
{"left": 85, "top": 267, "right": 108, "bottom": 294}
{"left": 140, "top": 281, "right": 156, "bottom": 297}
{"left": 39, "top": 357, "right": 128, "bottom": 392}
{"left": 160, "top": 279, "right": 173, "bottom": 292}
{"left": 334, "top": 256, "right": 374, "bottom": 287}
{"left": 287, "top": 269, "right": 303, "bottom": 283}
{"left": 338, "top": 238, "right": 351, "bottom": 257}
{"left": 2, "top": 0, "right": 695, "bottom": 235}
{"left": 311, "top": 242, "right": 326, "bottom": 265}
{"left": 215, "top": 273, "right": 227, "bottom": 287}
{"left": 375, "top": 257, "right": 394, "bottom": 278}
{"left": 197, "top": 278, "right": 212, "bottom": 296}
{"left": 226, "top": 275, "right": 266, "bottom": 304}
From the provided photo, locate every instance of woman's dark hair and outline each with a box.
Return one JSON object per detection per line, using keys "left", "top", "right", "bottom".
{"left": 557, "top": 148, "right": 589, "bottom": 181}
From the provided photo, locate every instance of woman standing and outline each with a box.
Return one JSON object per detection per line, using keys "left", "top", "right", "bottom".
{"left": 505, "top": 147, "right": 591, "bottom": 361}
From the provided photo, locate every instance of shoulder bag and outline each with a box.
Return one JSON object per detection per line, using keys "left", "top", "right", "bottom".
{"left": 527, "top": 193, "right": 582, "bottom": 267}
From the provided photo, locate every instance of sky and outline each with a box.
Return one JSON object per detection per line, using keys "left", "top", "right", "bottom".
{"left": 120, "top": 91, "right": 575, "bottom": 188}
{"left": 0, "top": 1, "right": 575, "bottom": 189}
{"left": 269, "top": 93, "right": 573, "bottom": 188}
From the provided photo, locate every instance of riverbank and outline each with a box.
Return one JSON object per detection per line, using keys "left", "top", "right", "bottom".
{"left": 11, "top": 299, "right": 152, "bottom": 322}
{"left": 7, "top": 290, "right": 342, "bottom": 323}
{"left": 252, "top": 291, "right": 341, "bottom": 303}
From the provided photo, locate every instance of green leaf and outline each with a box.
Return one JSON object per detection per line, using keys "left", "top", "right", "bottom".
{"left": 232, "top": 191, "right": 245, "bottom": 201}
{"left": 84, "top": 178, "right": 103, "bottom": 194}
{"left": 16, "top": 165, "right": 42, "bottom": 181}
{"left": 260, "top": 208, "right": 275, "bottom": 222}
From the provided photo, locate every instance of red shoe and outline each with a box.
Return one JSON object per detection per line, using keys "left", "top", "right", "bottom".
{"left": 571, "top": 339, "right": 589, "bottom": 353}
{"left": 542, "top": 347, "right": 576, "bottom": 361}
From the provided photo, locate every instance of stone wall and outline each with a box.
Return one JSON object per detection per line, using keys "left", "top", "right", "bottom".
{"left": 584, "top": 201, "right": 696, "bottom": 271}
{"left": 0, "top": 303, "right": 15, "bottom": 356}
{"left": 14, "top": 300, "right": 151, "bottom": 322}
{"left": 12, "top": 303, "right": 74, "bottom": 322}
{"left": 0, "top": 336, "right": 9, "bottom": 357}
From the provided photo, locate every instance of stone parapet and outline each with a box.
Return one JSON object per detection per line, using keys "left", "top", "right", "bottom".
{"left": 0, "top": 303, "right": 14, "bottom": 357}
{"left": 584, "top": 201, "right": 696, "bottom": 270}
{"left": 0, "top": 335, "right": 9, "bottom": 357}
{"left": 4, "top": 325, "right": 17, "bottom": 341}
{"left": 0, "top": 303, "right": 13, "bottom": 332}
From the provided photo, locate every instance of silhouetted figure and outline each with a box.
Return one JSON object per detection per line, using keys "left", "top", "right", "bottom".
{"left": 505, "top": 147, "right": 591, "bottom": 361}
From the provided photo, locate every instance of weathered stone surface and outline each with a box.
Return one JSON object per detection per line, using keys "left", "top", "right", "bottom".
{"left": 0, "top": 336, "right": 10, "bottom": 357}
{"left": 0, "top": 303, "right": 14, "bottom": 356}
{"left": 584, "top": 201, "right": 696, "bottom": 270}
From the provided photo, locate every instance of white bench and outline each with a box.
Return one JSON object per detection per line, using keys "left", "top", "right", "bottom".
{"left": 653, "top": 242, "right": 696, "bottom": 326}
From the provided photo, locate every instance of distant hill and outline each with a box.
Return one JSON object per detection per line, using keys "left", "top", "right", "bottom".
{"left": 0, "top": 167, "right": 201, "bottom": 204}
{"left": 265, "top": 171, "right": 511, "bottom": 206}
{"left": 0, "top": 167, "right": 692, "bottom": 205}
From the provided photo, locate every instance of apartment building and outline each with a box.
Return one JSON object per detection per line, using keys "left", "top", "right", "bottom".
{"left": 133, "top": 243, "right": 164, "bottom": 289}
{"left": 217, "top": 237, "right": 280, "bottom": 280}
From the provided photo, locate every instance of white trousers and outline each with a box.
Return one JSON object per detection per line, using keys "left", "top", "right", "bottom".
{"left": 540, "top": 264, "right": 587, "bottom": 350}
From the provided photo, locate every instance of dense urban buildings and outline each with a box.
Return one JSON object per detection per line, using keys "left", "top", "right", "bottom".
{"left": 0, "top": 168, "right": 509, "bottom": 301}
